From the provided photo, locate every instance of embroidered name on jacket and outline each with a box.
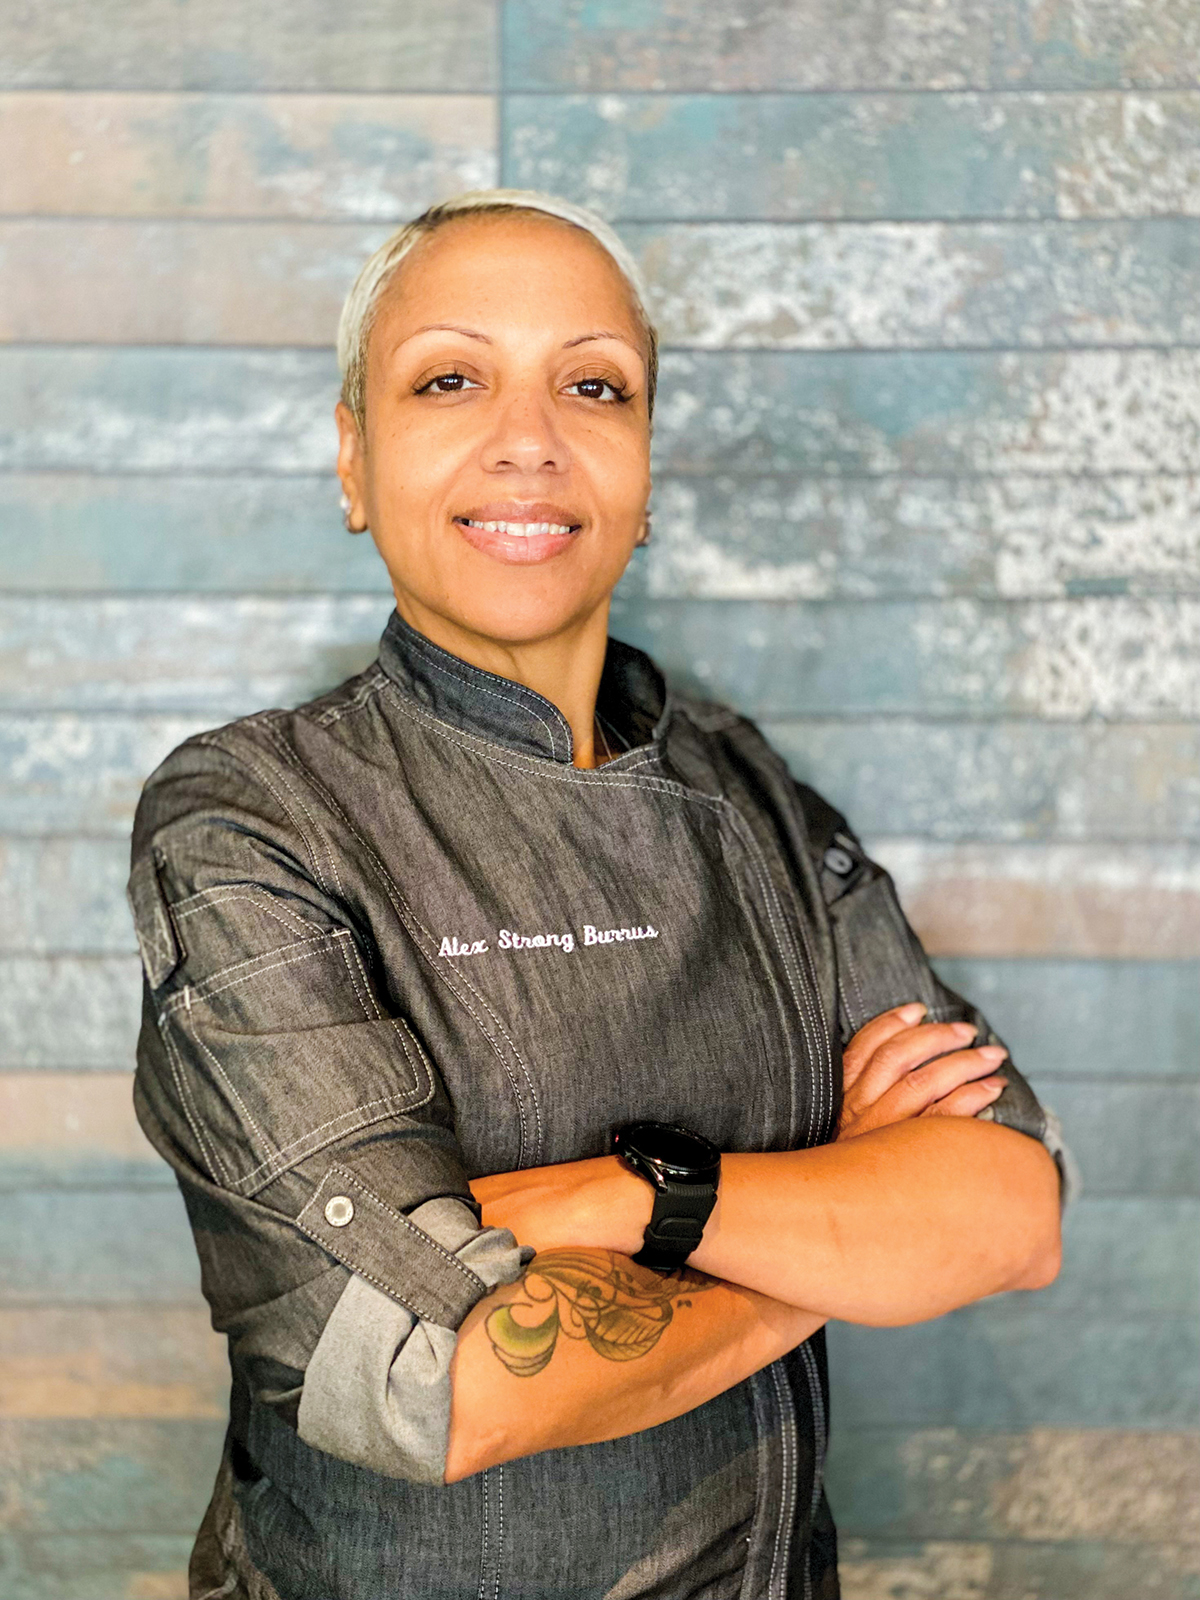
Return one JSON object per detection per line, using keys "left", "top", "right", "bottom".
{"left": 438, "top": 924, "right": 659, "bottom": 958}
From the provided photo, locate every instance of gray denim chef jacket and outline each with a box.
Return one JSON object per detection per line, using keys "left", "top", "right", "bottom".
{"left": 129, "top": 611, "right": 1065, "bottom": 1600}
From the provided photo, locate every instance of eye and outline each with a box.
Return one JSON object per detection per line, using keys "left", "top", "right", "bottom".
{"left": 416, "top": 370, "right": 482, "bottom": 395}
{"left": 565, "top": 376, "right": 631, "bottom": 403}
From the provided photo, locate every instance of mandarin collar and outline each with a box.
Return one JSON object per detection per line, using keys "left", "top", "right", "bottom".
{"left": 376, "top": 610, "right": 668, "bottom": 763}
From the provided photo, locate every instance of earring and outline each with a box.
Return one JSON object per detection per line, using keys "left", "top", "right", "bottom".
{"left": 636, "top": 511, "right": 652, "bottom": 548}
{"left": 341, "top": 492, "right": 366, "bottom": 535}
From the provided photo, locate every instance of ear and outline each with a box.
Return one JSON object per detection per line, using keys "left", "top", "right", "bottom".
{"left": 335, "top": 402, "right": 370, "bottom": 533}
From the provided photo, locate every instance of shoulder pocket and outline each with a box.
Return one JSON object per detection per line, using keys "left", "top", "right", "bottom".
{"left": 128, "top": 852, "right": 183, "bottom": 989}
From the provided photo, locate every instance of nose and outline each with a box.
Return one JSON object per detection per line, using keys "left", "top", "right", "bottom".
{"left": 480, "top": 385, "right": 569, "bottom": 476}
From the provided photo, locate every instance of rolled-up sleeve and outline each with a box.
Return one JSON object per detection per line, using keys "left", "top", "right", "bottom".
{"left": 128, "top": 738, "right": 527, "bottom": 1483}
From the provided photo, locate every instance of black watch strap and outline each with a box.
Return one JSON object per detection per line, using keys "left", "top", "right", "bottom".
{"left": 632, "top": 1179, "right": 718, "bottom": 1272}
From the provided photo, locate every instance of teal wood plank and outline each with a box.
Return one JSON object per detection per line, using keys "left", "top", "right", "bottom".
{"left": 608, "top": 597, "right": 1200, "bottom": 720}
{"left": 0, "top": 1073, "right": 167, "bottom": 1192}
{"left": 506, "top": 91, "right": 1200, "bottom": 221}
{"left": 3, "top": 595, "right": 1195, "bottom": 719}
{"left": 0, "top": 1420, "right": 221, "bottom": 1530}
{"left": 0, "top": 475, "right": 388, "bottom": 594}
{"left": 826, "top": 1426, "right": 1200, "bottom": 1540}
{"left": 6, "top": 348, "right": 1200, "bottom": 475}
{"left": 2, "top": 1188, "right": 200, "bottom": 1303}
{"left": 1033, "top": 1078, "right": 1200, "bottom": 1196}
{"left": 5, "top": 470, "right": 1199, "bottom": 599}
{"left": 0, "top": 957, "right": 141, "bottom": 1070}
{"left": 624, "top": 219, "right": 1200, "bottom": 350}
{"left": 6, "top": 217, "right": 1200, "bottom": 348}
{"left": 931, "top": 959, "right": 1200, "bottom": 1081}
{"left": 0, "top": 838, "right": 135, "bottom": 955}
{"left": 837, "top": 1538, "right": 1200, "bottom": 1600}
{"left": 649, "top": 350, "right": 1200, "bottom": 476}
{"left": 766, "top": 720, "right": 1200, "bottom": 842}
{"left": 0, "top": 91, "right": 496, "bottom": 218}
{"left": 1, "top": 0, "right": 497, "bottom": 91}
{"left": 503, "top": 0, "right": 1200, "bottom": 90}
{"left": 503, "top": 1, "right": 1000, "bottom": 92}
{"left": 0, "top": 715, "right": 211, "bottom": 836}
{"left": 0, "top": 1533, "right": 194, "bottom": 1600}
{"left": 827, "top": 1313, "right": 1200, "bottom": 1428}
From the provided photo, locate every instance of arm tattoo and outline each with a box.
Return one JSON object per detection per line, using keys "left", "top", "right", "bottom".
{"left": 484, "top": 1249, "right": 714, "bottom": 1378}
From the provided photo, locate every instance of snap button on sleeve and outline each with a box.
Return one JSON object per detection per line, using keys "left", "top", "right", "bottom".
{"left": 324, "top": 1195, "right": 355, "bottom": 1227}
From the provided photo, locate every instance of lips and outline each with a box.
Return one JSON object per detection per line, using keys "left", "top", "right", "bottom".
{"left": 452, "top": 502, "right": 584, "bottom": 566}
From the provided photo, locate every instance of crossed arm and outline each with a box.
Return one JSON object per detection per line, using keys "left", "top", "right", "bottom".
{"left": 443, "top": 1005, "right": 1062, "bottom": 1481}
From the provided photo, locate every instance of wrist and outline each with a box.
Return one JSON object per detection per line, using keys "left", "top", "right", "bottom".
{"left": 572, "top": 1157, "right": 654, "bottom": 1256}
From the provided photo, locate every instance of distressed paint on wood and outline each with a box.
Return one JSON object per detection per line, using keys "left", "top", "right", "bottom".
{"left": 0, "top": 0, "right": 498, "bottom": 91}
{"left": 838, "top": 1539, "right": 1200, "bottom": 1600}
{"left": 1033, "top": 1078, "right": 1200, "bottom": 1196}
{"left": 0, "top": 715, "right": 211, "bottom": 836}
{"left": 8, "top": 347, "right": 1200, "bottom": 475}
{"left": 0, "top": 1306, "right": 225, "bottom": 1420}
{"left": 769, "top": 719, "right": 1200, "bottom": 842}
{"left": 931, "top": 959, "right": 1200, "bottom": 1081}
{"left": 826, "top": 1427, "right": 1200, "bottom": 1543}
{"left": 0, "top": 92, "right": 496, "bottom": 219}
{"left": 6, "top": 216, "right": 1200, "bottom": 348}
{"left": 4, "top": 595, "right": 1197, "bottom": 720}
{"left": 0, "top": 1536, "right": 191, "bottom": 1600}
{"left": 0, "top": 1419, "right": 222, "bottom": 1529}
{"left": 0, "top": 957, "right": 141, "bottom": 1069}
{"left": 505, "top": 0, "right": 1200, "bottom": 92}
{"left": 0, "top": 1075, "right": 161, "bottom": 1189}
{"left": 626, "top": 472, "right": 1200, "bottom": 601}
{"left": 876, "top": 838, "right": 1200, "bottom": 958}
{"left": 1, "top": 1188, "right": 201, "bottom": 1304}
{"left": 827, "top": 1314, "right": 1200, "bottom": 1428}
{"left": 0, "top": 837, "right": 136, "bottom": 954}
{"left": 4, "top": 470, "right": 1199, "bottom": 600}
{"left": 505, "top": 91, "right": 1200, "bottom": 221}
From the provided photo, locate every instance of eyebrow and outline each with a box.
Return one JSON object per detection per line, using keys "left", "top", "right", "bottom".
{"left": 400, "top": 324, "right": 642, "bottom": 358}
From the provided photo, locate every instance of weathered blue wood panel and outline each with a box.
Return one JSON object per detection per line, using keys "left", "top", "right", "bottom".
{"left": 0, "top": 838, "right": 135, "bottom": 955}
{"left": 3, "top": 595, "right": 1195, "bottom": 720}
{"left": 7, "top": 348, "right": 1200, "bottom": 474}
{"left": 0, "top": 1532, "right": 195, "bottom": 1600}
{"left": 0, "top": 714, "right": 209, "bottom": 835}
{"left": 4, "top": 470, "right": 1198, "bottom": 600}
{"left": 932, "top": 959, "right": 1200, "bottom": 1081}
{"left": 826, "top": 1425, "right": 1200, "bottom": 1539}
{"left": 0, "top": 91, "right": 496, "bottom": 218}
{"left": 1035, "top": 1078, "right": 1200, "bottom": 1196}
{"left": 505, "top": 91, "right": 1200, "bottom": 220}
{"left": 770, "top": 719, "right": 1200, "bottom": 842}
{"left": 0, "top": 0, "right": 498, "bottom": 90}
{"left": 505, "top": 1, "right": 1200, "bottom": 91}
{"left": 0, "top": 957, "right": 141, "bottom": 1069}
{"left": 7, "top": 217, "right": 1200, "bottom": 347}
{"left": 836, "top": 1536, "right": 1200, "bottom": 1600}
{"left": 2, "top": 1189, "right": 201, "bottom": 1303}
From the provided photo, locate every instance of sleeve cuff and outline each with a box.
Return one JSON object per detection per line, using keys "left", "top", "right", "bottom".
{"left": 296, "top": 1196, "right": 532, "bottom": 1483}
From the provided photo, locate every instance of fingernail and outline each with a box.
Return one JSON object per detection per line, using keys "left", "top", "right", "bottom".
{"left": 952, "top": 1022, "right": 977, "bottom": 1040}
{"left": 983, "top": 1075, "right": 1008, "bottom": 1090}
{"left": 897, "top": 1002, "right": 926, "bottom": 1023}
{"left": 979, "top": 1045, "right": 1008, "bottom": 1063}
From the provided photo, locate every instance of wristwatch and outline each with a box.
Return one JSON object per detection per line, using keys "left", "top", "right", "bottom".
{"left": 612, "top": 1121, "right": 721, "bottom": 1272}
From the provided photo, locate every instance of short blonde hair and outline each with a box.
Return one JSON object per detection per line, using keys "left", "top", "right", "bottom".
{"left": 336, "top": 189, "right": 658, "bottom": 430}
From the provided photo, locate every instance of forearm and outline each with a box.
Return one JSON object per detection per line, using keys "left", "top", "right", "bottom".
{"left": 445, "top": 1249, "right": 821, "bottom": 1482}
{"left": 476, "top": 1120, "right": 1060, "bottom": 1331}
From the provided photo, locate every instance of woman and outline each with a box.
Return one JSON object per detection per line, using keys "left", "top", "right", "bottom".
{"left": 129, "top": 190, "right": 1064, "bottom": 1600}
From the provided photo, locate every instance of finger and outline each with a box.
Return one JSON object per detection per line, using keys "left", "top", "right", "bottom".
{"left": 921, "top": 1076, "right": 1007, "bottom": 1120}
{"left": 843, "top": 1002, "right": 926, "bottom": 1090}
{"left": 848, "top": 1020, "right": 981, "bottom": 1108}
{"left": 863, "top": 1046, "right": 1007, "bottom": 1124}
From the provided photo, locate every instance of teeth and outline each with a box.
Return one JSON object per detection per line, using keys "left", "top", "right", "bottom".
{"left": 464, "top": 519, "right": 574, "bottom": 537}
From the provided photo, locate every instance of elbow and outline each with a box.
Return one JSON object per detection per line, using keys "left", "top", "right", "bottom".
{"left": 1008, "top": 1224, "right": 1062, "bottom": 1292}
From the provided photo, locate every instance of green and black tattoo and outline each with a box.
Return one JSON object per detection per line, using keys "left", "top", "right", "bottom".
{"left": 485, "top": 1249, "right": 713, "bottom": 1377}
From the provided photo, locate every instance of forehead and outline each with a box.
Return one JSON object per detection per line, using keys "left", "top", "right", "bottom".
{"left": 375, "top": 212, "right": 645, "bottom": 339}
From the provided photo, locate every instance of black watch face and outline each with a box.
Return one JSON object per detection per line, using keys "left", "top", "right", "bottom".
{"left": 616, "top": 1121, "right": 720, "bottom": 1177}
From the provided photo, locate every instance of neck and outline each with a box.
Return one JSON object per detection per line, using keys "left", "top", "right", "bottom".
{"left": 393, "top": 593, "right": 611, "bottom": 769}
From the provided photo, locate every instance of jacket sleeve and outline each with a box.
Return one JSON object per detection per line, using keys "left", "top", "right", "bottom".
{"left": 128, "top": 735, "right": 530, "bottom": 1484}
{"left": 793, "top": 782, "right": 1078, "bottom": 1203}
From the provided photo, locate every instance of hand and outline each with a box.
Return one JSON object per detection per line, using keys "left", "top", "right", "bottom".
{"left": 838, "top": 1002, "right": 1009, "bottom": 1141}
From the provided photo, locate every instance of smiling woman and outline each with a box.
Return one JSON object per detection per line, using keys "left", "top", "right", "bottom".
{"left": 127, "top": 190, "right": 1065, "bottom": 1600}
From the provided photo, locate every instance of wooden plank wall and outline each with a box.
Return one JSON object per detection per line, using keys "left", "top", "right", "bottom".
{"left": 2, "top": 2, "right": 1197, "bottom": 1595}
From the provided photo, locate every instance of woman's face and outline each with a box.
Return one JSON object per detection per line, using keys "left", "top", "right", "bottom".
{"left": 337, "top": 213, "right": 652, "bottom": 650}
